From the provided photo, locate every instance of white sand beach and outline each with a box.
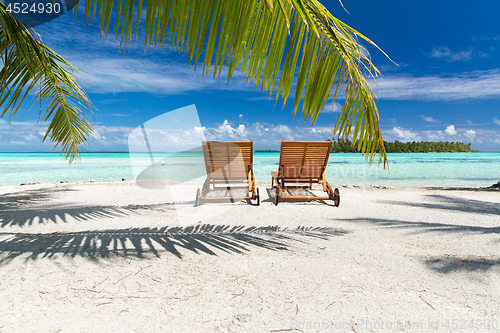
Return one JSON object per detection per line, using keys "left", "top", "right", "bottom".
{"left": 0, "top": 181, "right": 499, "bottom": 332}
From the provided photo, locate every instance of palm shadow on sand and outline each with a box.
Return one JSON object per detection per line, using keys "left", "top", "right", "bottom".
{"left": 339, "top": 217, "right": 500, "bottom": 274}
{"left": 0, "top": 225, "right": 349, "bottom": 265}
{"left": 340, "top": 192, "right": 500, "bottom": 274}
{"left": 0, "top": 186, "right": 104, "bottom": 227}
{"left": 378, "top": 194, "right": 500, "bottom": 216}
{"left": 338, "top": 217, "right": 500, "bottom": 235}
{"left": 0, "top": 186, "right": 191, "bottom": 227}
{"left": 424, "top": 256, "right": 500, "bottom": 274}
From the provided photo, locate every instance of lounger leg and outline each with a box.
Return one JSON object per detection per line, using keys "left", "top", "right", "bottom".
{"left": 252, "top": 170, "right": 257, "bottom": 198}
{"left": 248, "top": 169, "right": 253, "bottom": 194}
{"left": 249, "top": 169, "right": 256, "bottom": 198}
{"left": 274, "top": 186, "right": 280, "bottom": 206}
{"left": 271, "top": 171, "right": 280, "bottom": 189}
{"left": 322, "top": 173, "right": 328, "bottom": 192}
{"left": 322, "top": 174, "right": 331, "bottom": 197}
{"left": 322, "top": 176, "right": 340, "bottom": 206}
{"left": 202, "top": 179, "right": 210, "bottom": 196}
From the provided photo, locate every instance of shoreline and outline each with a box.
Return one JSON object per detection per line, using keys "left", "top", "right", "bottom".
{"left": 2, "top": 178, "right": 499, "bottom": 192}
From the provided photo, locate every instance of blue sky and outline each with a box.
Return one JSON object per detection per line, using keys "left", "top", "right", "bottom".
{"left": 1, "top": 0, "right": 500, "bottom": 152}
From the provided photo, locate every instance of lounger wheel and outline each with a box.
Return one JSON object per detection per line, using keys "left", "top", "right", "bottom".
{"left": 195, "top": 188, "right": 201, "bottom": 207}
{"left": 256, "top": 188, "right": 260, "bottom": 206}
{"left": 274, "top": 187, "right": 280, "bottom": 206}
{"left": 333, "top": 188, "right": 340, "bottom": 207}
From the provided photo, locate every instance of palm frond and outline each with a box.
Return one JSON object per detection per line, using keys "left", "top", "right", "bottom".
{"left": 81, "top": 0, "right": 390, "bottom": 166}
{"left": 0, "top": 3, "right": 93, "bottom": 162}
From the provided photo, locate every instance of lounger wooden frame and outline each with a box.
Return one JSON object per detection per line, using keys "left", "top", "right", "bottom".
{"left": 271, "top": 141, "right": 340, "bottom": 206}
{"left": 195, "top": 141, "right": 259, "bottom": 206}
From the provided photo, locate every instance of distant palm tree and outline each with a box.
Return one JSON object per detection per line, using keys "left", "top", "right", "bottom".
{"left": 0, "top": 0, "right": 390, "bottom": 165}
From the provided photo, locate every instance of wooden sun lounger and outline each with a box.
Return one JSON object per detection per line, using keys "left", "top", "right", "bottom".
{"left": 271, "top": 141, "right": 340, "bottom": 206}
{"left": 195, "top": 141, "right": 259, "bottom": 206}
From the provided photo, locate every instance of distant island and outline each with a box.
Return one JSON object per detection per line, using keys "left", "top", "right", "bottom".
{"left": 328, "top": 139, "right": 477, "bottom": 153}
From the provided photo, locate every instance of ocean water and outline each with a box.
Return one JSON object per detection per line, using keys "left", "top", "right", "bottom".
{"left": 0, "top": 152, "right": 499, "bottom": 188}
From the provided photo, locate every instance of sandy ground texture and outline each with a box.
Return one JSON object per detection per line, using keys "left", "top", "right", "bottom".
{"left": 0, "top": 180, "right": 500, "bottom": 332}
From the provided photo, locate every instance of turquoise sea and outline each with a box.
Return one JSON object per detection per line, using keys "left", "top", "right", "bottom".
{"left": 0, "top": 152, "right": 499, "bottom": 188}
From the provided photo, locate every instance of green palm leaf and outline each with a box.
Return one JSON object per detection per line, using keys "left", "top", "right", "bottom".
{"left": 0, "top": 3, "right": 94, "bottom": 162}
{"left": 81, "top": 0, "right": 390, "bottom": 166}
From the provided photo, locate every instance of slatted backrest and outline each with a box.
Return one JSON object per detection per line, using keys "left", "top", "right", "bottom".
{"left": 278, "top": 141, "right": 332, "bottom": 179}
{"left": 202, "top": 141, "right": 253, "bottom": 180}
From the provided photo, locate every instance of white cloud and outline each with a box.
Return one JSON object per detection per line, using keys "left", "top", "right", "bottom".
{"left": 272, "top": 125, "right": 294, "bottom": 141}
{"left": 200, "top": 122, "right": 332, "bottom": 145}
{"left": 464, "top": 130, "right": 476, "bottom": 139}
{"left": 246, "top": 96, "right": 274, "bottom": 101}
{"left": 70, "top": 57, "right": 500, "bottom": 102}
{"left": 236, "top": 124, "right": 246, "bottom": 136}
{"left": 474, "top": 35, "right": 500, "bottom": 42}
{"left": 494, "top": 118, "right": 500, "bottom": 125}
{"left": 90, "top": 131, "right": 104, "bottom": 141}
{"left": 0, "top": 121, "right": 54, "bottom": 151}
{"left": 125, "top": 119, "right": 329, "bottom": 147}
{"left": 419, "top": 115, "right": 440, "bottom": 123}
{"left": 392, "top": 127, "right": 420, "bottom": 142}
{"left": 372, "top": 70, "right": 500, "bottom": 101}
{"left": 430, "top": 47, "right": 473, "bottom": 62}
{"left": 239, "top": 114, "right": 243, "bottom": 118}
{"left": 320, "top": 102, "right": 342, "bottom": 113}
{"left": 217, "top": 120, "right": 236, "bottom": 135}
{"left": 423, "top": 130, "right": 444, "bottom": 141}
{"left": 67, "top": 57, "right": 258, "bottom": 95}
{"left": 445, "top": 125, "right": 457, "bottom": 136}
{"left": 3, "top": 119, "right": 500, "bottom": 152}
{"left": 31, "top": 17, "right": 260, "bottom": 96}
{"left": 30, "top": 15, "right": 274, "bottom": 98}
{"left": 22, "top": 134, "right": 38, "bottom": 142}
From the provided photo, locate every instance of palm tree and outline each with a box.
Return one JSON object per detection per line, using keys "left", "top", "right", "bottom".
{"left": 0, "top": 0, "right": 390, "bottom": 166}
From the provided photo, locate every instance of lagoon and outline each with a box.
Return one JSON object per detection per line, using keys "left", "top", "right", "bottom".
{"left": 0, "top": 152, "right": 498, "bottom": 188}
